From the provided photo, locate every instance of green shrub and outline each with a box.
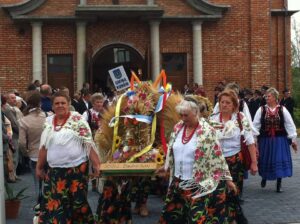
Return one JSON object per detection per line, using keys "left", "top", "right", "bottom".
{"left": 292, "top": 68, "right": 300, "bottom": 128}
{"left": 294, "top": 107, "right": 300, "bottom": 129}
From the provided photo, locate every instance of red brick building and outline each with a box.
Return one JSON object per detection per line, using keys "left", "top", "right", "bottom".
{"left": 0, "top": 0, "right": 296, "bottom": 99}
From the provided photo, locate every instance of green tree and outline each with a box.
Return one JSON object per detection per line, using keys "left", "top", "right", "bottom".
{"left": 291, "top": 18, "right": 300, "bottom": 127}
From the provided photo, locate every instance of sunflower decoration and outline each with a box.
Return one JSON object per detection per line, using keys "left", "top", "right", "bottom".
{"left": 158, "top": 146, "right": 165, "bottom": 157}
{"left": 96, "top": 71, "right": 184, "bottom": 164}
{"left": 155, "top": 153, "right": 164, "bottom": 166}
{"left": 115, "top": 136, "right": 122, "bottom": 149}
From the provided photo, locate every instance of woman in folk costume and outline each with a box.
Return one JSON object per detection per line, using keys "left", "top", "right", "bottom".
{"left": 36, "top": 91, "right": 101, "bottom": 224}
{"left": 210, "top": 90, "right": 258, "bottom": 224}
{"left": 253, "top": 87, "right": 297, "bottom": 192}
{"left": 158, "top": 96, "right": 236, "bottom": 224}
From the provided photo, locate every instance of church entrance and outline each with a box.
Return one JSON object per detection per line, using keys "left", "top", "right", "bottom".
{"left": 90, "top": 44, "right": 146, "bottom": 93}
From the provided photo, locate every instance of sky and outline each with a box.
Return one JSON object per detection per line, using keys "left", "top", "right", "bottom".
{"left": 289, "top": 0, "right": 300, "bottom": 39}
{"left": 289, "top": 0, "right": 300, "bottom": 22}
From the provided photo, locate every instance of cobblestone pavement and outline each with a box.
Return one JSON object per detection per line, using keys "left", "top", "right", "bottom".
{"left": 6, "top": 138, "right": 300, "bottom": 224}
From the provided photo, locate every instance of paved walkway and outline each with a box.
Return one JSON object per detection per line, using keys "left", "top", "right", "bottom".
{"left": 6, "top": 138, "right": 300, "bottom": 224}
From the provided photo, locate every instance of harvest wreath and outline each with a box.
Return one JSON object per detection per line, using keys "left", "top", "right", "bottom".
{"left": 95, "top": 71, "right": 212, "bottom": 175}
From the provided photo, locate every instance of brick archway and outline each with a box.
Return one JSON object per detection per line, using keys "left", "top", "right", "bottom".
{"left": 90, "top": 44, "right": 145, "bottom": 93}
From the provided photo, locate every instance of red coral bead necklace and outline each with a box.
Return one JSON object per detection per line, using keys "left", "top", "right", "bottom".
{"left": 182, "top": 123, "right": 199, "bottom": 144}
{"left": 53, "top": 112, "right": 71, "bottom": 132}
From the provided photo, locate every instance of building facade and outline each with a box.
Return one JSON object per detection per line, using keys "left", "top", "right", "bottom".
{"left": 0, "top": 0, "right": 296, "bottom": 99}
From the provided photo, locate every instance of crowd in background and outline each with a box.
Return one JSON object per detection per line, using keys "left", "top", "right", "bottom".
{"left": 182, "top": 81, "right": 295, "bottom": 121}
{"left": 1, "top": 79, "right": 297, "bottom": 223}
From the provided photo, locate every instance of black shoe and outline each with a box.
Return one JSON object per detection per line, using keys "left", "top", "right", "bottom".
{"left": 276, "top": 179, "right": 283, "bottom": 193}
{"left": 261, "top": 179, "right": 266, "bottom": 188}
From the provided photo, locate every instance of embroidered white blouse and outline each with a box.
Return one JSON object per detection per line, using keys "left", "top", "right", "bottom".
{"left": 213, "top": 101, "right": 255, "bottom": 132}
{"left": 82, "top": 108, "right": 99, "bottom": 122}
{"left": 252, "top": 105, "right": 297, "bottom": 142}
{"left": 173, "top": 128, "right": 197, "bottom": 180}
{"left": 210, "top": 112, "right": 255, "bottom": 158}
{"left": 39, "top": 112, "right": 97, "bottom": 168}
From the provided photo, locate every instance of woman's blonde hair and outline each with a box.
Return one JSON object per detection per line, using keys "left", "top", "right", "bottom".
{"left": 91, "top": 93, "right": 104, "bottom": 104}
{"left": 266, "top": 87, "right": 279, "bottom": 101}
{"left": 218, "top": 90, "right": 239, "bottom": 112}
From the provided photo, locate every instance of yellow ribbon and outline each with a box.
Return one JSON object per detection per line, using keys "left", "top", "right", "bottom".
{"left": 127, "top": 114, "right": 157, "bottom": 163}
{"left": 111, "top": 93, "right": 125, "bottom": 155}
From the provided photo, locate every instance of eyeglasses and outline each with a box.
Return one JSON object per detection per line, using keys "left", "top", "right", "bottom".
{"left": 179, "top": 113, "right": 189, "bottom": 117}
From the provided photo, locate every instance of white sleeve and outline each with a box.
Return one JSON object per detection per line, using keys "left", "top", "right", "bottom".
{"left": 282, "top": 107, "right": 297, "bottom": 141}
{"left": 243, "top": 102, "right": 255, "bottom": 133}
{"left": 252, "top": 107, "right": 262, "bottom": 137}
{"left": 239, "top": 112, "right": 255, "bottom": 145}
{"left": 213, "top": 102, "right": 220, "bottom": 114}
{"left": 82, "top": 111, "right": 89, "bottom": 122}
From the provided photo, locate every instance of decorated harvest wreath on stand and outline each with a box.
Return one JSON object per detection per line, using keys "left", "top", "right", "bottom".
{"left": 95, "top": 70, "right": 213, "bottom": 175}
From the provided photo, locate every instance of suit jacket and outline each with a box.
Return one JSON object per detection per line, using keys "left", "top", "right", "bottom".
{"left": 71, "top": 99, "right": 80, "bottom": 112}
{"left": 77, "top": 99, "right": 92, "bottom": 114}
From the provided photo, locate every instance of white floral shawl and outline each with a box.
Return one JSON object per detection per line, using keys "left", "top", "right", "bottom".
{"left": 165, "top": 118, "right": 232, "bottom": 198}
{"left": 40, "top": 111, "right": 98, "bottom": 157}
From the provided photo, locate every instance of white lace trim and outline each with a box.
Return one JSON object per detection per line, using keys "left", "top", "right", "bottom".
{"left": 40, "top": 127, "right": 97, "bottom": 157}
{"left": 178, "top": 170, "right": 232, "bottom": 199}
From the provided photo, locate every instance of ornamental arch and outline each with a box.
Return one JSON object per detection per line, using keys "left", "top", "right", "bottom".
{"left": 89, "top": 43, "right": 146, "bottom": 93}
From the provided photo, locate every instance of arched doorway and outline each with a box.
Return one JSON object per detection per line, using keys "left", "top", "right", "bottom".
{"left": 90, "top": 44, "right": 146, "bottom": 93}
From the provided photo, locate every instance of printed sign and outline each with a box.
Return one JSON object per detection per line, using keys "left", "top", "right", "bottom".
{"left": 109, "top": 66, "right": 130, "bottom": 91}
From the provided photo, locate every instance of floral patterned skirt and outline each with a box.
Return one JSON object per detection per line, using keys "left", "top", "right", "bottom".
{"left": 131, "top": 177, "right": 151, "bottom": 206}
{"left": 159, "top": 177, "right": 227, "bottom": 224}
{"left": 225, "top": 152, "right": 245, "bottom": 223}
{"left": 96, "top": 177, "right": 132, "bottom": 224}
{"left": 38, "top": 161, "right": 95, "bottom": 224}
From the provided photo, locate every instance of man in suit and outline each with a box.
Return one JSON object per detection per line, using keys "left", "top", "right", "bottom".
{"left": 71, "top": 91, "right": 81, "bottom": 112}
{"left": 77, "top": 88, "right": 92, "bottom": 114}
{"left": 3, "top": 91, "right": 20, "bottom": 180}
{"left": 280, "top": 89, "right": 295, "bottom": 119}
{"left": 40, "top": 84, "right": 53, "bottom": 112}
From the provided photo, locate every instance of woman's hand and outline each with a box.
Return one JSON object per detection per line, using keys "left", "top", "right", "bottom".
{"left": 89, "top": 148, "right": 101, "bottom": 177}
{"left": 36, "top": 147, "right": 47, "bottom": 180}
{"left": 248, "top": 144, "right": 258, "bottom": 176}
{"left": 250, "top": 161, "right": 258, "bottom": 175}
{"left": 291, "top": 142, "right": 298, "bottom": 153}
{"left": 226, "top": 180, "right": 238, "bottom": 195}
{"left": 92, "top": 163, "right": 101, "bottom": 178}
{"left": 36, "top": 167, "right": 45, "bottom": 180}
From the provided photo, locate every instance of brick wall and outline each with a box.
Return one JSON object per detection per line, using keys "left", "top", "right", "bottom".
{"left": 0, "top": 0, "right": 292, "bottom": 100}
{"left": 0, "top": 9, "right": 32, "bottom": 93}
{"left": 87, "top": 19, "right": 149, "bottom": 57}
{"left": 28, "top": 0, "right": 77, "bottom": 16}
{"left": 42, "top": 24, "right": 77, "bottom": 93}
{"left": 156, "top": 0, "right": 200, "bottom": 16}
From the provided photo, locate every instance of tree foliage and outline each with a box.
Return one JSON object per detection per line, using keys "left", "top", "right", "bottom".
{"left": 291, "top": 18, "right": 300, "bottom": 127}
{"left": 292, "top": 18, "right": 300, "bottom": 68}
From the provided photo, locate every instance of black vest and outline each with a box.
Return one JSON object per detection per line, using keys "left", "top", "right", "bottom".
{"left": 259, "top": 105, "right": 287, "bottom": 137}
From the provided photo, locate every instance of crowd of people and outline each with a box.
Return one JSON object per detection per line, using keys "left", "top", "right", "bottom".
{"left": 1, "top": 79, "right": 298, "bottom": 224}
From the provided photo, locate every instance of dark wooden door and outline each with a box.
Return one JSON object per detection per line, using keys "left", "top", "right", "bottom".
{"left": 47, "top": 54, "right": 74, "bottom": 95}
{"left": 161, "top": 53, "right": 187, "bottom": 92}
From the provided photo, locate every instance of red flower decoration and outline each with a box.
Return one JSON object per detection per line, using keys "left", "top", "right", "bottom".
{"left": 195, "top": 149, "right": 204, "bottom": 160}
{"left": 195, "top": 171, "right": 204, "bottom": 182}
